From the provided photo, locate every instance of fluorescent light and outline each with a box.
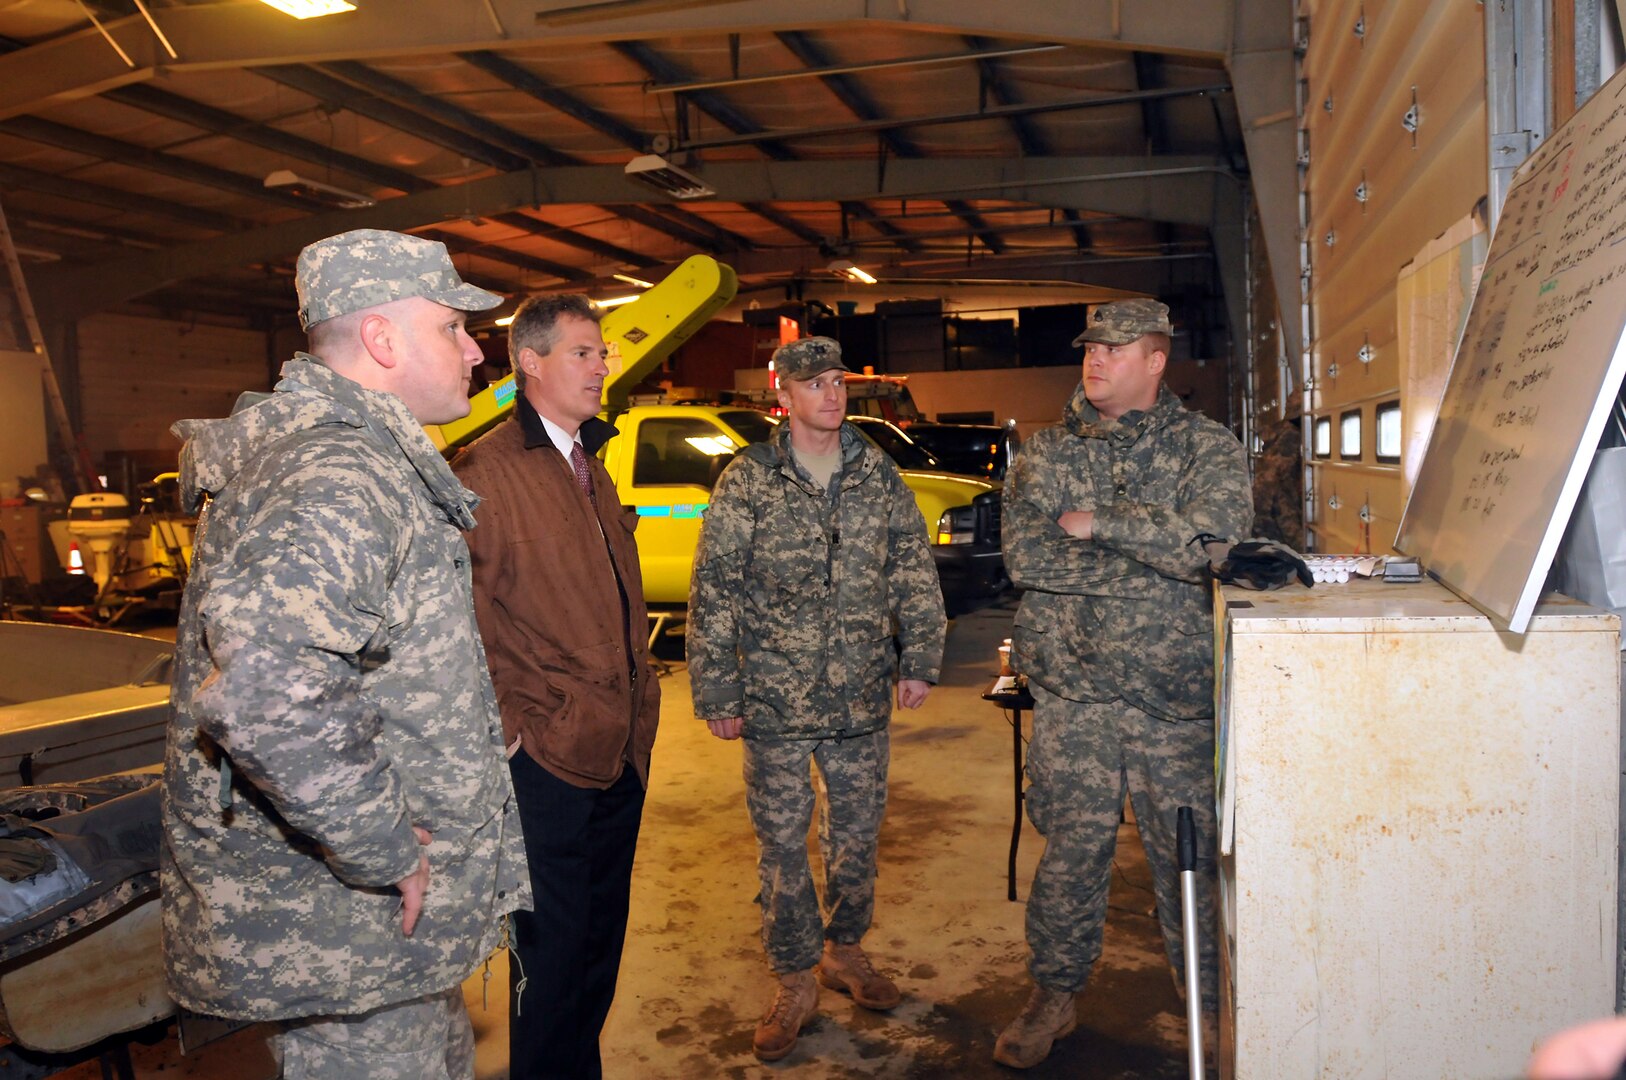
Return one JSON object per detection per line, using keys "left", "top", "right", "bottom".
{"left": 257, "top": 0, "right": 356, "bottom": 17}
{"left": 684, "top": 435, "right": 739, "bottom": 457}
{"left": 264, "top": 169, "right": 374, "bottom": 208}
{"left": 624, "top": 154, "right": 715, "bottom": 200}
{"left": 613, "top": 273, "right": 656, "bottom": 289}
{"left": 495, "top": 315, "right": 516, "bottom": 326}
{"left": 828, "top": 259, "right": 877, "bottom": 285}
{"left": 595, "top": 294, "right": 641, "bottom": 308}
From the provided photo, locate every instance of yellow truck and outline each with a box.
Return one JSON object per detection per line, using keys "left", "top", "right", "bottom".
{"left": 597, "top": 401, "right": 1005, "bottom": 610}
{"left": 432, "top": 255, "right": 1006, "bottom": 611}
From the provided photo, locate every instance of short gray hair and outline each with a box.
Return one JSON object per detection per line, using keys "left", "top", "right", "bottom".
{"left": 508, "top": 294, "right": 602, "bottom": 391}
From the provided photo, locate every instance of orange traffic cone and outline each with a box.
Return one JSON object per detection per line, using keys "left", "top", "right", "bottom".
{"left": 66, "top": 541, "right": 85, "bottom": 574}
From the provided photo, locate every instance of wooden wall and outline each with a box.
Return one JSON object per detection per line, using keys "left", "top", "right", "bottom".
{"left": 75, "top": 313, "right": 272, "bottom": 481}
{"left": 1300, "top": 0, "right": 1488, "bottom": 553}
{"left": 0, "top": 350, "right": 48, "bottom": 498}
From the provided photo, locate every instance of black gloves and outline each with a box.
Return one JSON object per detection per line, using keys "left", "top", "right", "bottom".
{"left": 1196, "top": 535, "right": 1314, "bottom": 591}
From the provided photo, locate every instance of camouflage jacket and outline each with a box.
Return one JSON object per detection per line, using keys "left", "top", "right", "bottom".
{"left": 1002, "top": 383, "right": 1251, "bottom": 719}
{"left": 161, "top": 357, "right": 530, "bottom": 1021}
{"left": 687, "top": 422, "right": 946, "bottom": 740}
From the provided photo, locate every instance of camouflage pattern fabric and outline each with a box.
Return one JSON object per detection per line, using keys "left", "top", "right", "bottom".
{"left": 1071, "top": 298, "right": 1173, "bottom": 347}
{"left": 1002, "top": 378, "right": 1246, "bottom": 1017}
{"left": 0, "top": 872, "right": 157, "bottom": 964}
{"left": 0, "top": 777, "right": 159, "bottom": 962}
{"left": 162, "top": 357, "right": 530, "bottom": 1022}
{"left": 296, "top": 229, "right": 503, "bottom": 330}
{"left": 742, "top": 730, "right": 889, "bottom": 974}
{"left": 273, "top": 986, "right": 474, "bottom": 1080}
{"left": 1251, "top": 417, "right": 1306, "bottom": 549}
{"left": 772, "top": 335, "right": 851, "bottom": 381}
{"left": 0, "top": 781, "right": 159, "bottom": 957}
{"left": 1001, "top": 382, "right": 1252, "bottom": 719}
{"left": 687, "top": 421, "right": 945, "bottom": 740}
{"left": 1023, "top": 686, "right": 1218, "bottom": 1009}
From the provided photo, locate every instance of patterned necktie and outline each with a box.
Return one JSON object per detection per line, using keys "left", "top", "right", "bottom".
{"left": 569, "top": 442, "right": 595, "bottom": 503}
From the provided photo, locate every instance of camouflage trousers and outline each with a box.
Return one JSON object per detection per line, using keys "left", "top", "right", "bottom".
{"left": 742, "top": 729, "right": 889, "bottom": 974}
{"left": 1023, "top": 685, "right": 1219, "bottom": 1011}
{"left": 271, "top": 985, "right": 474, "bottom": 1079}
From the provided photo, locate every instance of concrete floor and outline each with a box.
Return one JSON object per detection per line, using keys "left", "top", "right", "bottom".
{"left": 53, "top": 600, "right": 1194, "bottom": 1078}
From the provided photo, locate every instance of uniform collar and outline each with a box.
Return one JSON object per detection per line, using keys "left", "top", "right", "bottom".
{"left": 518, "top": 398, "right": 618, "bottom": 456}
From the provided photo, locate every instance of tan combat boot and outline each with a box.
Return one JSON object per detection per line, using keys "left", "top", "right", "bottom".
{"left": 752, "top": 969, "right": 819, "bottom": 1062}
{"left": 817, "top": 941, "right": 902, "bottom": 1010}
{"left": 993, "top": 984, "right": 1078, "bottom": 1069}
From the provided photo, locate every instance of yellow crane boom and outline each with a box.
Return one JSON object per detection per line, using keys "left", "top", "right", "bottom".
{"left": 426, "top": 254, "right": 738, "bottom": 452}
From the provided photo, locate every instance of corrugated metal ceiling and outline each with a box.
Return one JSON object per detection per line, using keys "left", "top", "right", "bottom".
{"left": 0, "top": 1, "right": 1249, "bottom": 331}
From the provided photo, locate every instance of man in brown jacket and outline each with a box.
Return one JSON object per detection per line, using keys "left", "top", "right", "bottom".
{"left": 454, "top": 293, "right": 660, "bottom": 1080}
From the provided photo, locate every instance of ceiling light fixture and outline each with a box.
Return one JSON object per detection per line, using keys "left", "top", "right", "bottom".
{"left": 624, "top": 154, "right": 715, "bottom": 200}
{"left": 256, "top": 0, "right": 356, "bottom": 17}
{"left": 494, "top": 315, "right": 516, "bottom": 327}
{"left": 264, "top": 169, "right": 375, "bottom": 209}
{"left": 828, "top": 259, "right": 878, "bottom": 285}
{"left": 595, "top": 294, "right": 642, "bottom": 308}
{"left": 613, "top": 273, "right": 656, "bottom": 289}
{"left": 11, "top": 244, "right": 62, "bottom": 263}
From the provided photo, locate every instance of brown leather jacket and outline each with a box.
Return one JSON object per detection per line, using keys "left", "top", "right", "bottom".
{"left": 454, "top": 406, "right": 659, "bottom": 789}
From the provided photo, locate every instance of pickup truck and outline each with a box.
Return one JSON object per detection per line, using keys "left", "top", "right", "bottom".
{"left": 599, "top": 403, "right": 1006, "bottom": 612}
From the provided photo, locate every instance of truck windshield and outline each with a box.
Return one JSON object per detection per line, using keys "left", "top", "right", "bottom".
{"left": 851, "top": 418, "right": 939, "bottom": 470}
{"left": 719, "top": 409, "right": 778, "bottom": 445}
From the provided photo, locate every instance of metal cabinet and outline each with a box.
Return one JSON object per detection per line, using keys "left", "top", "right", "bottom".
{"left": 1215, "top": 579, "right": 1619, "bottom": 1079}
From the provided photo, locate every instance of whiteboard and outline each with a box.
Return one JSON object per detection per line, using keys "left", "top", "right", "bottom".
{"left": 1396, "top": 70, "right": 1626, "bottom": 633}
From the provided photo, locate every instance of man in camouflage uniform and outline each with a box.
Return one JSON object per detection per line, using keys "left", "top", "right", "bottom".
{"left": 687, "top": 336, "right": 946, "bottom": 1063}
{"left": 1251, "top": 415, "right": 1306, "bottom": 549}
{"left": 994, "top": 299, "right": 1252, "bottom": 1069}
{"left": 162, "top": 229, "right": 530, "bottom": 1079}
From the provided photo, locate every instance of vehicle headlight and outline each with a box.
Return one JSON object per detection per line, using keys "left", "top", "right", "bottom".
{"left": 935, "top": 506, "right": 975, "bottom": 545}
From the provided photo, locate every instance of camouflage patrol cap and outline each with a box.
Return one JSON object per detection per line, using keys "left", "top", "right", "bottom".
{"left": 772, "top": 336, "right": 851, "bottom": 382}
{"left": 295, "top": 228, "right": 504, "bottom": 330}
{"left": 1072, "top": 298, "right": 1173, "bottom": 347}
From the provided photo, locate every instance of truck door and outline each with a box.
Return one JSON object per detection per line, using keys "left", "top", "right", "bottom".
{"left": 620, "top": 414, "right": 743, "bottom": 605}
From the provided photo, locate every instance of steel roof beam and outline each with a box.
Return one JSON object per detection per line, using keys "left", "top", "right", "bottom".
{"left": 29, "top": 156, "right": 1231, "bottom": 322}
{"left": 1132, "top": 52, "right": 1172, "bottom": 154}
{"left": 775, "top": 30, "right": 1005, "bottom": 254}
{"left": 1061, "top": 209, "right": 1093, "bottom": 250}
{"left": 461, "top": 49, "right": 814, "bottom": 250}
{"left": 459, "top": 50, "right": 649, "bottom": 150}
{"left": 258, "top": 64, "right": 538, "bottom": 172}
{"left": 828, "top": 213, "right": 1123, "bottom": 247}
{"left": 104, "top": 83, "right": 434, "bottom": 194}
{"left": 939, "top": 200, "right": 1007, "bottom": 254}
{"left": 673, "top": 83, "right": 1231, "bottom": 152}
{"left": 609, "top": 40, "right": 798, "bottom": 162}
{"left": 0, "top": 161, "right": 244, "bottom": 232}
{"left": 620, "top": 246, "right": 1204, "bottom": 300}
{"left": 962, "top": 34, "right": 1050, "bottom": 157}
{"left": 11, "top": 209, "right": 164, "bottom": 251}
{"left": 0, "top": 1, "right": 1237, "bottom": 121}
{"left": 610, "top": 39, "right": 837, "bottom": 250}
{"left": 739, "top": 202, "right": 828, "bottom": 247}
{"left": 648, "top": 42, "right": 1064, "bottom": 94}
{"left": 259, "top": 61, "right": 752, "bottom": 254}
{"left": 417, "top": 227, "right": 589, "bottom": 283}
{"left": 0, "top": 115, "right": 323, "bottom": 212}
{"left": 318, "top": 59, "right": 578, "bottom": 167}
{"left": 489, "top": 212, "right": 656, "bottom": 268}
{"left": 98, "top": 85, "right": 654, "bottom": 267}
{"left": 773, "top": 31, "right": 920, "bottom": 158}
{"left": 841, "top": 201, "right": 924, "bottom": 255}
